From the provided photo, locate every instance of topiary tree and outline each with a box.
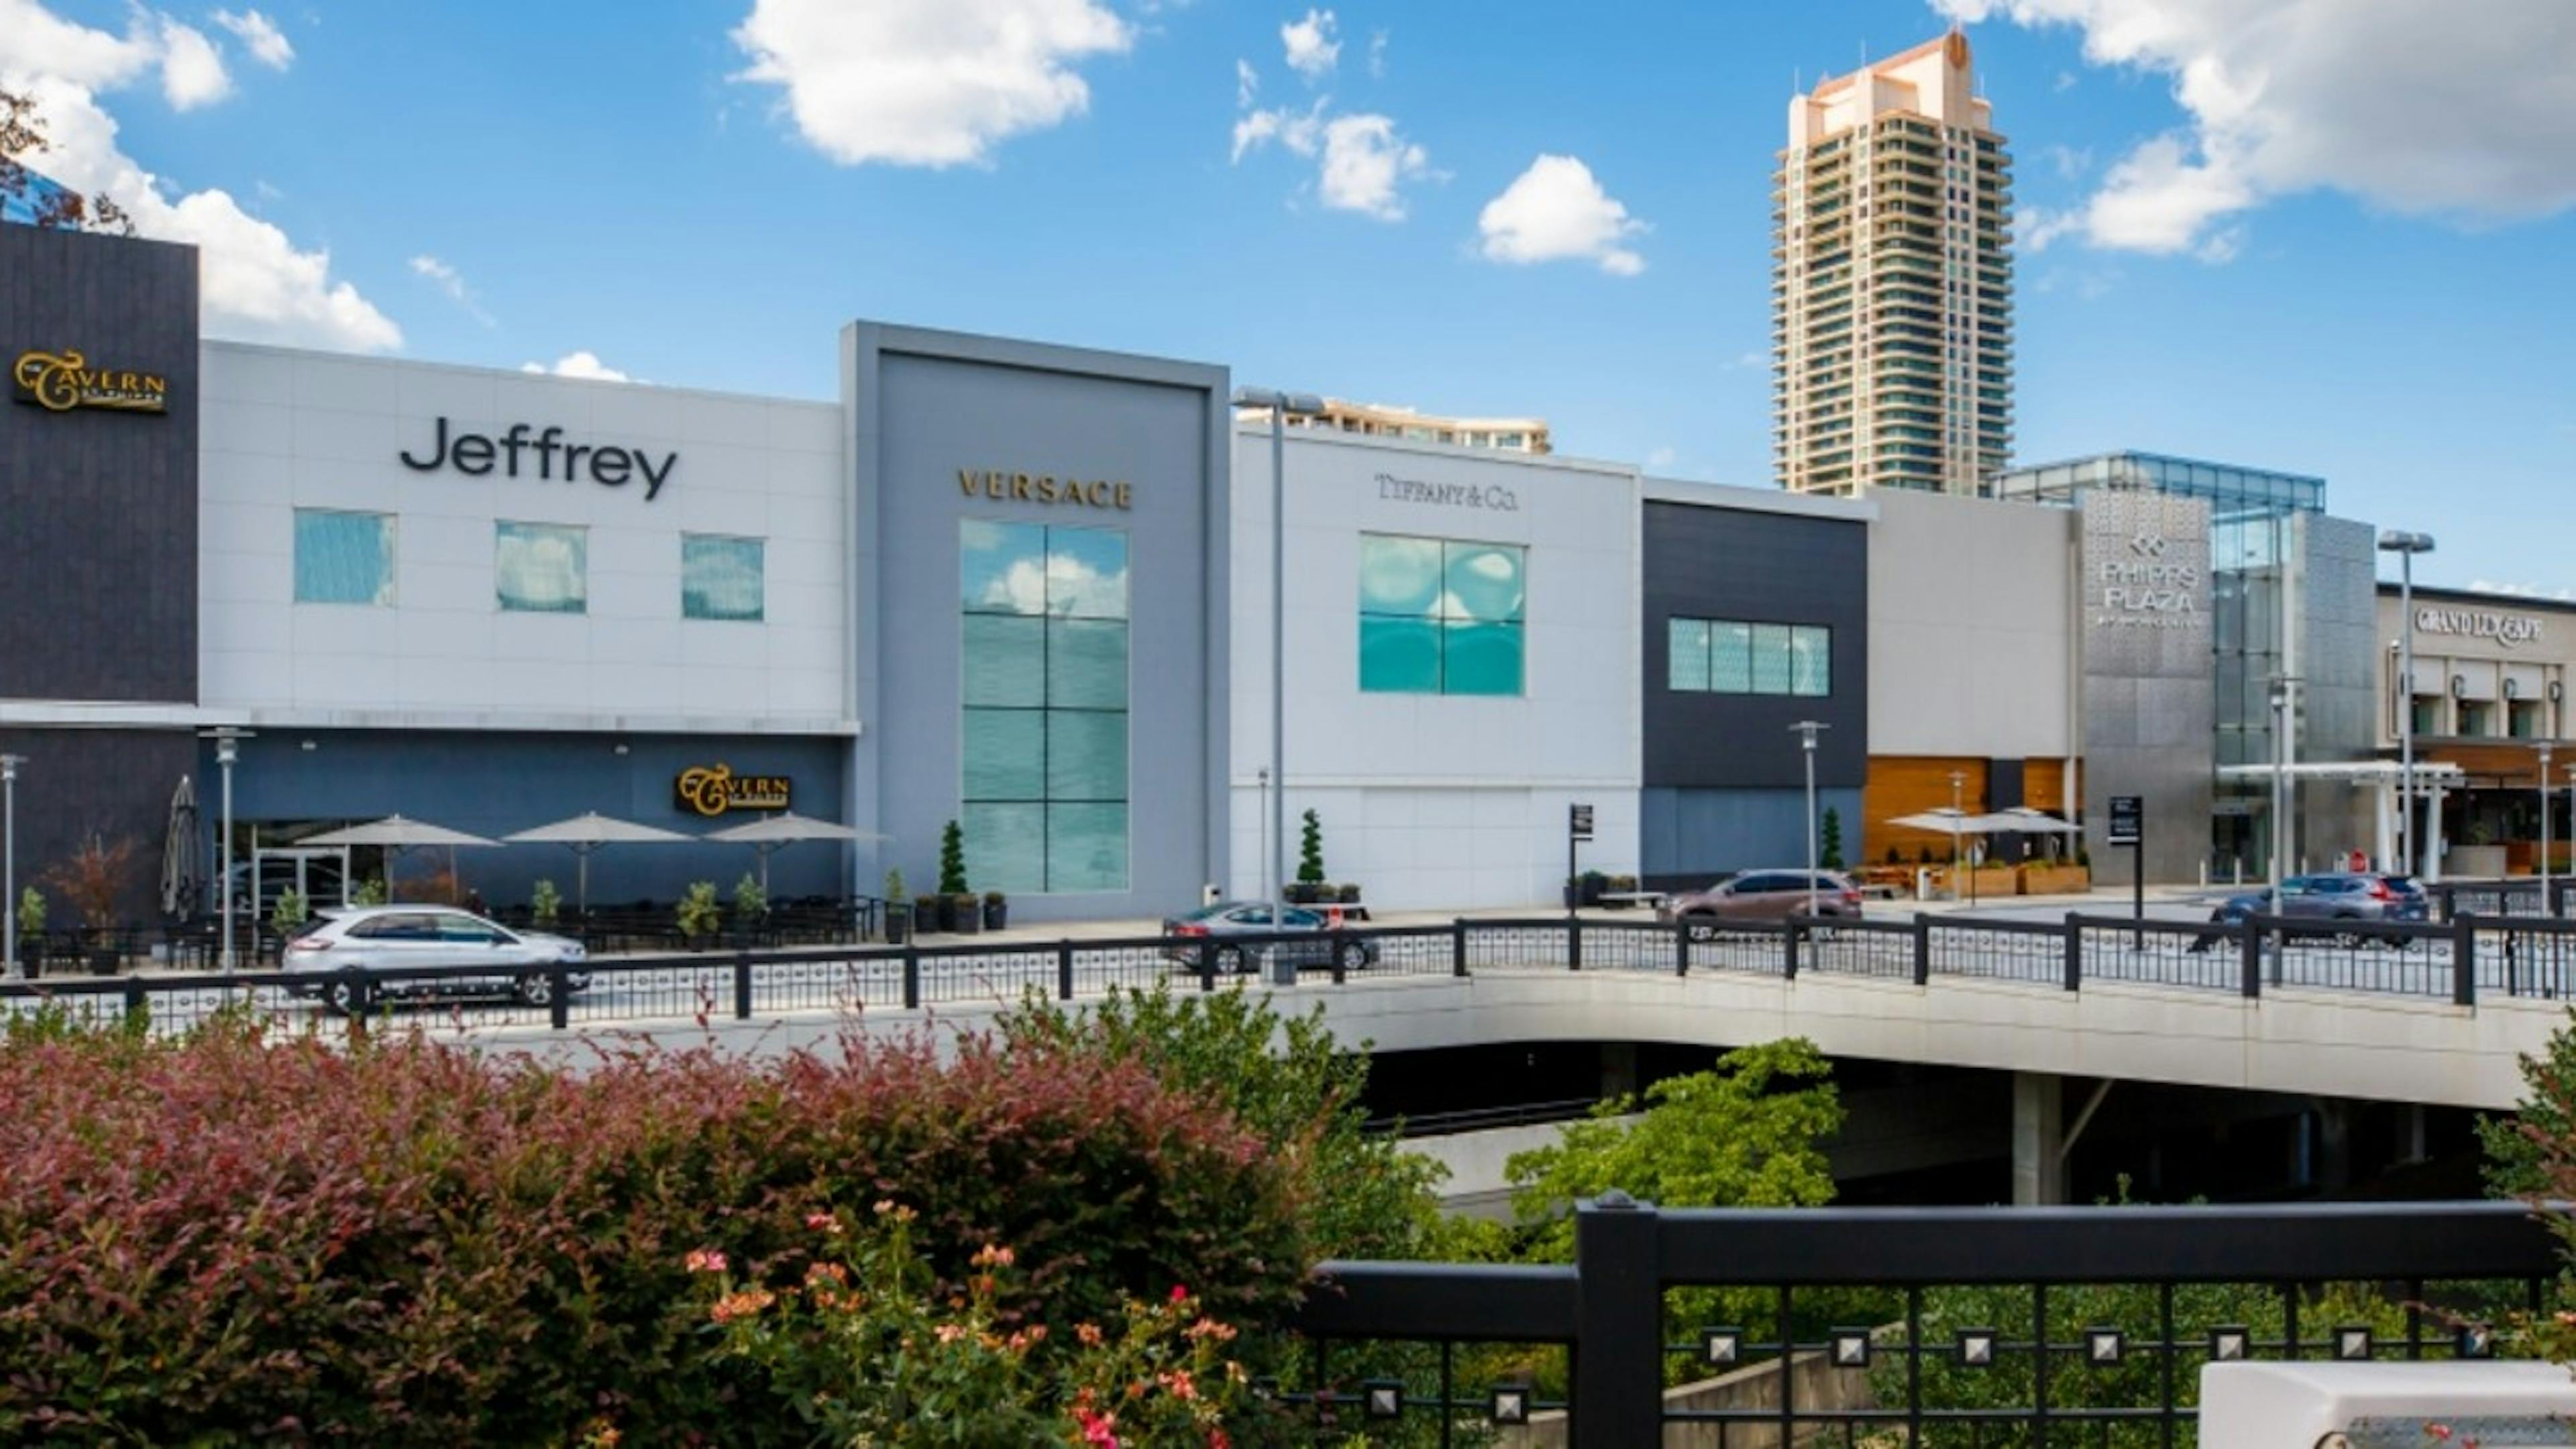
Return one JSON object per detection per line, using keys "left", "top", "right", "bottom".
{"left": 529, "top": 879, "right": 561, "bottom": 928}
{"left": 1819, "top": 807, "right": 1845, "bottom": 871}
{"left": 1297, "top": 809, "right": 1326, "bottom": 887}
{"left": 938, "top": 820, "right": 969, "bottom": 898}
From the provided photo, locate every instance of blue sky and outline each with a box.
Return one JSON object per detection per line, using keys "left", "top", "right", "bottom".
{"left": 7, "top": 0, "right": 2572, "bottom": 592}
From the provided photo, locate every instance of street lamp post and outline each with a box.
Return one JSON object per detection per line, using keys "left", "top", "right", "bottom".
{"left": 1790, "top": 722, "right": 1829, "bottom": 917}
{"left": 1231, "top": 388, "right": 1326, "bottom": 942}
{"left": 2378, "top": 531, "right": 2434, "bottom": 874}
{"left": 1, "top": 753, "right": 21, "bottom": 979}
{"left": 1949, "top": 769, "right": 1968, "bottom": 906}
{"left": 205, "top": 728, "right": 253, "bottom": 971}
{"left": 2542, "top": 743, "right": 2557, "bottom": 918}
{"left": 2269, "top": 678, "right": 2300, "bottom": 913}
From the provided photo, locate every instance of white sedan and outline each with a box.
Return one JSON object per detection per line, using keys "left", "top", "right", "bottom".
{"left": 282, "top": 906, "right": 589, "bottom": 1012}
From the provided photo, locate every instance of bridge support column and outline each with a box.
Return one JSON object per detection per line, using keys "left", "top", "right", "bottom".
{"left": 2012, "top": 1072, "right": 2065, "bottom": 1206}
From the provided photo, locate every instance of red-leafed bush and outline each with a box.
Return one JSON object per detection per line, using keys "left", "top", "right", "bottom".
{"left": 0, "top": 1019, "right": 1309, "bottom": 1444}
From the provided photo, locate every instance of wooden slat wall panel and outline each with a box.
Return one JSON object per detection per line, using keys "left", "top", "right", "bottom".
{"left": 1863, "top": 756, "right": 1985, "bottom": 865}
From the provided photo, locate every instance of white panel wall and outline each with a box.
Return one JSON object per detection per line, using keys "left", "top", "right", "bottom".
{"left": 199, "top": 343, "right": 847, "bottom": 732}
{"left": 1868, "top": 488, "right": 2076, "bottom": 759}
{"left": 1228, "top": 429, "right": 1641, "bottom": 910}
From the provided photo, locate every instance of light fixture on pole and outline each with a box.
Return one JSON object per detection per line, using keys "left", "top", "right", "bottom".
{"left": 1232, "top": 386, "right": 1326, "bottom": 941}
{"left": 204, "top": 728, "right": 254, "bottom": 971}
{"left": 1790, "top": 722, "right": 1829, "bottom": 917}
{"left": 0, "top": 753, "right": 21, "bottom": 979}
{"left": 2543, "top": 743, "right": 2557, "bottom": 917}
{"left": 2269, "top": 678, "right": 2300, "bottom": 914}
{"left": 1949, "top": 769, "right": 1967, "bottom": 905}
{"left": 2377, "top": 531, "right": 2434, "bottom": 875}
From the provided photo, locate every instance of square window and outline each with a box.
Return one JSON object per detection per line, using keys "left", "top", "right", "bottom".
{"left": 1669, "top": 618, "right": 1712, "bottom": 692}
{"left": 1791, "top": 625, "right": 1833, "bottom": 696}
{"left": 1751, "top": 623, "right": 1795, "bottom": 694}
{"left": 963, "top": 615, "right": 1045, "bottom": 708}
{"left": 681, "top": 534, "right": 764, "bottom": 621}
{"left": 963, "top": 709, "right": 1043, "bottom": 801}
{"left": 496, "top": 521, "right": 587, "bottom": 613}
{"left": 1360, "top": 615, "right": 1442, "bottom": 693}
{"left": 1046, "top": 804, "right": 1128, "bottom": 892}
{"left": 294, "top": 509, "right": 396, "bottom": 606}
{"left": 962, "top": 803, "right": 1044, "bottom": 895}
{"left": 1359, "top": 534, "right": 1527, "bottom": 696}
{"left": 1711, "top": 622, "right": 1754, "bottom": 692}
{"left": 1046, "top": 619, "right": 1127, "bottom": 709}
{"left": 1442, "top": 621, "right": 1524, "bottom": 696}
{"left": 1045, "top": 710, "right": 1128, "bottom": 802}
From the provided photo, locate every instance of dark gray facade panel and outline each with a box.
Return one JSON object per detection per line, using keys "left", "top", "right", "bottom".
{"left": 0, "top": 227, "right": 199, "bottom": 703}
{"left": 0, "top": 727, "right": 197, "bottom": 923}
{"left": 215, "top": 731, "right": 851, "bottom": 905}
{"left": 1640, "top": 502, "right": 1867, "bottom": 790}
{"left": 1640, "top": 785, "right": 1866, "bottom": 885}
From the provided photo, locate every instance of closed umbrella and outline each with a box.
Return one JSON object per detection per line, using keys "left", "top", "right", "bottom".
{"left": 702, "top": 812, "right": 883, "bottom": 892}
{"left": 158, "top": 775, "right": 201, "bottom": 918}
{"left": 504, "top": 811, "right": 692, "bottom": 913}
{"left": 299, "top": 816, "right": 500, "bottom": 904}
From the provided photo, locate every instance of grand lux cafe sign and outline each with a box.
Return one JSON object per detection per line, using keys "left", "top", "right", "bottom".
{"left": 675, "top": 763, "right": 792, "bottom": 818}
{"left": 2417, "top": 606, "right": 2543, "bottom": 649}
{"left": 12, "top": 348, "right": 168, "bottom": 414}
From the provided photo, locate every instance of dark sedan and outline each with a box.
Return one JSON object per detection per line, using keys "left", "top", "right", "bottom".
{"left": 1160, "top": 902, "right": 1379, "bottom": 975}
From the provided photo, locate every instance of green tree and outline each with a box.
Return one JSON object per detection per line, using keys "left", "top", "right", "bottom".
{"left": 938, "top": 820, "right": 969, "bottom": 897}
{"left": 1297, "top": 809, "right": 1327, "bottom": 886}
{"left": 2480, "top": 1006, "right": 2576, "bottom": 1197}
{"left": 1819, "top": 807, "right": 1846, "bottom": 871}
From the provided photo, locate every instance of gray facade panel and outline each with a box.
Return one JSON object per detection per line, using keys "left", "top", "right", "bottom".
{"left": 1641, "top": 502, "right": 1868, "bottom": 790}
{"left": 0, "top": 227, "right": 199, "bottom": 702}
{"left": 2079, "top": 492, "right": 2216, "bottom": 884}
{"left": 1641, "top": 786, "right": 1866, "bottom": 884}
{"left": 847, "top": 325, "right": 1228, "bottom": 923}
{"left": 0, "top": 727, "right": 196, "bottom": 924}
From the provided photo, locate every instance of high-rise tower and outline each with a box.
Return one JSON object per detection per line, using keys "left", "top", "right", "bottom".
{"left": 1773, "top": 31, "right": 2012, "bottom": 496}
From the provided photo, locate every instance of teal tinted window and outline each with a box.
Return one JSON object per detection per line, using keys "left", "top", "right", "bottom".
{"left": 682, "top": 534, "right": 764, "bottom": 621}
{"left": 1359, "top": 534, "right": 1525, "bottom": 696}
{"left": 1668, "top": 618, "right": 1711, "bottom": 692}
{"left": 961, "top": 521, "right": 1128, "bottom": 894}
{"left": 495, "top": 521, "right": 587, "bottom": 613}
{"left": 294, "top": 509, "right": 394, "bottom": 606}
{"left": 1668, "top": 618, "right": 1831, "bottom": 698}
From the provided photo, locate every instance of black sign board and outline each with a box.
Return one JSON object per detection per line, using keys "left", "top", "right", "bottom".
{"left": 1569, "top": 804, "right": 1595, "bottom": 841}
{"left": 2108, "top": 796, "right": 2143, "bottom": 847}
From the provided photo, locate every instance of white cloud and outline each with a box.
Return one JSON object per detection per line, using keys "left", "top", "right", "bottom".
{"left": 730, "top": 0, "right": 1132, "bottom": 167}
{"left": 212, "top": 9, "right": 294, "bottom": 70}
{"left": 1316, "top": 113, "right": 1428, "bottom": 219}
{"left": 2052, "top": 68, "right": 2076, "bottom": 91}
{"left": 409, "top": 254, "right": 494, "bottom": 326}
{"left": 521, "top": 351, "right": 632, "bottom": 382}
{"left": 1235, "top": 56, "right": 1257, "bottom": 107}
{"left": 155, "top": 17, "right": 230, "bottom": 109}
{"left": 1934, "top": 0, "right": 2576, "bottom": 259}
{"left": 2469, "top": 580, "right": 2576, "bottom": 603}
{"left": 1645, "top": 446, "right": 1676, "bottom": 470}
{"left": 1476, "top": 154, "right": 1647, "bottom": 275}
{"left": 1230, "top": 96, "right": 1322, "bottom": 163}
{"left": 0, "top": 3, "right": 398, "bottom": 352}
{"left": 2041, "top": 142, "right": 2091, "bottom": 180}
{"left": 1367, "top": 29, "right": 1387, "bottom": 78}
{"left": 1281, "top": 8, "right": 1339, "bottom": 82}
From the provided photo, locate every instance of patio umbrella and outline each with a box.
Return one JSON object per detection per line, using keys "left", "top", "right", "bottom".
{"left": 1984, "top": 807, "right": 2083, "bottom": 835}
{"left": 504, "top": 811, "right": 692, "bottom": 913}
{"left": 158, "top": 774, "right": 201, "bottom": 918}
{"left": 702, "top": 812, "right": 884, "bottom": 892}
{"left": 299, "top": 816, "right": 501, "bottom": 904}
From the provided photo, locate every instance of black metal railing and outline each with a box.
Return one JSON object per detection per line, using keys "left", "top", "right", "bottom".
{"left": 8, "top": 910, "right": 2575, "bottom": 1039}
{"left": 1289, "top": 1197, "right": 2563, "bottom": 1447}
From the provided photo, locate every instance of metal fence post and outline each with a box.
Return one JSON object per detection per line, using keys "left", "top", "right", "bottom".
{"left": 733, "top": 953, "right": 753, "bottom": 1020}
{"left": 1452, "top": 919, "right": 1469, "bottom": 978}
{"left": 1568, "top": 918, "right": 1582, "bottom": 973}
{"left": 1783, "top": 920, "right": 1801, "bottom": 981}
{"left": 549, "top": 961, "right": 571, "bottom": 1031}
{"left": 1057, "top": 941, "right": 1076, "bottom": 1001}
{"left": 2064, "top": 916, "right": 2082, "bottom": 992}
{"left": 2240, "top": 919, "right": 2262, "bottom": 1000}
{"left": 1913, "top": 913, "right": 1931, "bottom": 987}
{"left": 122, "top": 976, "right": 148, "bottom": 1026}
{"left": 1570, "top": 1192, "right": 1662, "bottom": 1449}
{"left": 1197, "top": 938, "right": 1218, "bottom": 993}
{"left": 1675, "top": 919, "right": 1690, "bottom": 979}
{"left": 2455, "top": 914, "right": 2477, "bottom": 1008}
{"left": 903, "top": 944, "right": 922, "bottom": 1011}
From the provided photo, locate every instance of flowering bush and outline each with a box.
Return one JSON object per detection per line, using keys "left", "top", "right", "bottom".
{"left": 704, "top": 1203, "right": 1250, "bottom": 1446}
{"left": 0, "top": 1018, "right": 1308, "bottom": 1443}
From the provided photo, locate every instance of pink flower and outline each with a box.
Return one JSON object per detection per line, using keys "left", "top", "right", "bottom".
{"left": 971, "top": 1242, "right": 1016, "bottom": 1268}
{"left": 935, "top": 1324, "right": 967, "bottom": 1344}
{"left": 804, "top": 1212, "right": 843, "bottom": 1236}
{"left": 1158, "top": 1368, "right": 1198, "bottom": 1401}
{"left": 1169, "top": 1284, "right": 1190, "bottom": 1304}
{"left": 684, "top": 1248, "right": 728, "bottom": 1275}
{"left": 1076, "top": 1408, "right": 1120, "bottom": 1448}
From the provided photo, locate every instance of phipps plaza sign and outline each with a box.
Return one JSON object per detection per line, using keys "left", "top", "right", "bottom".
{"left": 2092, "top": 529, "right": 2204, "bottom": 631}
{"left": 12, "top": 348, "right": 169, "bottom": 415}
{"left": 675, "top": 763, "right": 792, "bottom": 818}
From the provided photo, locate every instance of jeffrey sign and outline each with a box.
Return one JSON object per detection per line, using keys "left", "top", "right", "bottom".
{"left": 402, "top": 417, "right": 676, "bottom": 499}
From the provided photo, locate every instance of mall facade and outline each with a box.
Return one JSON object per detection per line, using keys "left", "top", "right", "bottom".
{"left": 1, "top": 228, "right": 2542, "bottom": 922}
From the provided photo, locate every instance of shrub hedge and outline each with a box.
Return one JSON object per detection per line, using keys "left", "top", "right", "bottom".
{"left": 0, "top": 1020, "right": 1309, "bottom": 1444}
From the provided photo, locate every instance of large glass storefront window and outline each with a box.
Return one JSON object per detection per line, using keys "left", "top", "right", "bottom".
{"left": 961, "top": 521, "right": 1128, "bottom": 894}
{"left": 1665, "top": 616, "right": 1830, "bottom": 697}
{"left": 1358, "top": 535, "right": 1526, "bottom": 695}
{"left": 682, "top": 534, "right": 765, "bottom": 621}
{"left": 495, "top": 521, "right": 588, "bottom": 614}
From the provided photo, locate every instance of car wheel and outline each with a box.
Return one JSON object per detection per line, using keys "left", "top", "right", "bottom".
{"left": 1336, "top": 940, "right": 1370, "bottom": 973}
{"left": 1215, "top": 946, "right": 1248, "bottom": 975}
{"left": 514, "top": 971, "right": 555, "bottom": 1007}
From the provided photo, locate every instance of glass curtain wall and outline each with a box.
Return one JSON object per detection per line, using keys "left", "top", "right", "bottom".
{"left": 961, "top": 521, "right": 1130, "bottom": 895}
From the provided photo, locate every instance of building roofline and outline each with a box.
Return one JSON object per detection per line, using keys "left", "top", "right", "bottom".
{"left": 1992, "top": 448, "right": 2327, "bottom": 488}
{"left": 1643, "top": 475, "right": 1876, "bottom": 522}
{"left": 1232, "top": 420, "right": 1631, "bottom": 478}
{"left": 202, "top": 337, "right": 839, "bottom": 410}
{"left": 2378, "top": 581, "right": 2576, "bottom": 615}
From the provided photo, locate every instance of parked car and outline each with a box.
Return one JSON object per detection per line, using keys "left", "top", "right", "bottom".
{"left": 2192, "top": 873, "right": 2430, "bottom": 947}
{"left": 1159, "top": 902, "right": 1379, "bottom": 975}
{"left": 281, "top": 905, "right": 589, "bottom": 1012}
{"left": 1656, "top": 870, "right": 1866, "bottom": 926}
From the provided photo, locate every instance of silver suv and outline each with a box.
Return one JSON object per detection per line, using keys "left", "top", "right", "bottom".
{"left": 282, "top": 906, "right": 589, "bottom": 1012}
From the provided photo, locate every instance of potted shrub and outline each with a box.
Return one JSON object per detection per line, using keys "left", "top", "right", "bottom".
{"left": 1336, "top": 881, "right": 1362, "bottom": 906}
{"left": 936, "top": 821, "right": 969, "bottom": 933}
{"left": 15, "top": 885, "right": 44, "bottom": 978}
{"left": 1819, "top": 808, "right": 1846, "bottom": 872}
{"left": 44, "top": 833, "right": 140, "bottom": 975}
{"left": 731, "top": 873, "right": 769, "bottom": 945}
{"left": 1294, "top": 809, "right": 1329, "bottom": 906}
{"left": 882, "top": 870, "right": 910, "bottom": 945}
{"left": 352, "top": 877, "right": 388, "bottom": 906}
{"left": 1604, "top": 874, "right": 1640, "bottom": 908}
{"left": 676, "top": 881, "right": 721, "bottom": 950}
{"left": 1563, "top": 869, "right": 1609, "bottom": 910}
{"left": 529, "top": 878, "right": 561, "bottom": 930}
{"left": 913, "top": 889, "right": 941, "bottom": 936}
{"left": 982, "top": 890, "right": 1008, "bottom": 931}
{"left": 270, "top": 888, "right": 309, "bottom": 937}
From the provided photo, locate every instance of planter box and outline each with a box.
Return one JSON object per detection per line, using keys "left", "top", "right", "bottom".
{"left": 2447, "top": 845, "right": 2509, "bottom": 879}
{"left": 2018, "top": 865, "right": 2091, "bottom": 896}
